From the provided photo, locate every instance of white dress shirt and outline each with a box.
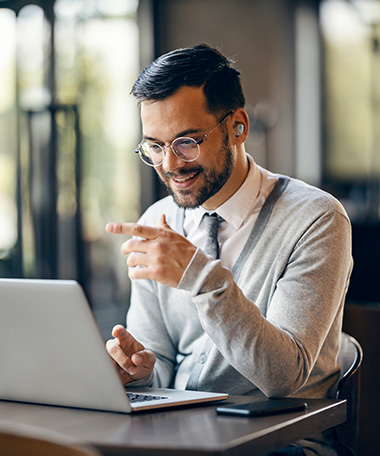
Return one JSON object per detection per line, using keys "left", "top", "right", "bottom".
{"left": 183, "top": 155, "right": 278, "bottom": 270}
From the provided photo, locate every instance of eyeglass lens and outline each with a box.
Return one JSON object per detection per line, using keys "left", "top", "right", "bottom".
{"left": 139, "top": 137, "right": 200, "bottom": 166}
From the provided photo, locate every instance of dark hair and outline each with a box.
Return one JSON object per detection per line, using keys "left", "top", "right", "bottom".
{"left": 131, "top": 44, "right": 245, "bottom": 116}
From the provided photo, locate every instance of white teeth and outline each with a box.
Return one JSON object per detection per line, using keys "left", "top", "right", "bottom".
{"left": 173, "top": 173, "right": 196, "bottom": 183}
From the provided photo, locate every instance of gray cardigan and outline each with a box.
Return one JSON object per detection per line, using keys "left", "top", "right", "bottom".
{"left": 127, "top": 174, "right": 352, "bottom": 400}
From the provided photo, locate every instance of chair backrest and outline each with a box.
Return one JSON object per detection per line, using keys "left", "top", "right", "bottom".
{"left": 0, "top": 422, "right": 102, "bottom": 456}
{"left": 332, "top": 332, "right": 363, "bottom": 456}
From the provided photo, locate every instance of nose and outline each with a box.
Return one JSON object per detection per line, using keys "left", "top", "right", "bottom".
{"left": 161, "top": 145, "right": 187, "bottom": 173}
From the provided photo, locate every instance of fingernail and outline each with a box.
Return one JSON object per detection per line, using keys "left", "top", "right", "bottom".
{"left": 128, "top": 366, "right": 137, "bottom": 375}
{"left": 134, "top": 355, "right": 142, "bottom": 365}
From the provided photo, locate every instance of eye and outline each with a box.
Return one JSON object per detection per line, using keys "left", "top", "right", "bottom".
{"left": 175, "top": 138, "right": 197, "bottom": 150}
{"left": 148, "top": 143, "right": 162, "bottom": 153}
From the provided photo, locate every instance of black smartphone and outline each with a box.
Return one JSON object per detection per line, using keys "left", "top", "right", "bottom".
{"left": 216, "top": 398, "right": 307, "bottom": 417}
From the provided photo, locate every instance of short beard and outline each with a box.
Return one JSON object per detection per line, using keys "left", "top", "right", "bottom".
{"left": 160, "top": 131, "right": 235, "bottom": 209}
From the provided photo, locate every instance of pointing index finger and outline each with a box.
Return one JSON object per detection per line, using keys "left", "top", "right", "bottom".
{"left": 105, "top": 222, "right": 158, "bottom": 239}
{"left": 111, "top": 325, "right": 145, "bottom": 354}
{"left": 106, "top": 222, "right": 135, "bottom": 235}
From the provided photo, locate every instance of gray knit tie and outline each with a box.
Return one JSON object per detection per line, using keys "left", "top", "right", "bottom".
{"left": 203, "top": 213, "right": 224, "bottom": 259}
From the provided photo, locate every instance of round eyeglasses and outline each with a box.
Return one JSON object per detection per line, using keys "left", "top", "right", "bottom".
{"left": 135, "top": 111, "right": 233, "bottom": 167}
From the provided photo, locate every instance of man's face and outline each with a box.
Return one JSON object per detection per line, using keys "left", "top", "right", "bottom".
{"left": 140, "top": 87, "right": 236, "bottom": 209}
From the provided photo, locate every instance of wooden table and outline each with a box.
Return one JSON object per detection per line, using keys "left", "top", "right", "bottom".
{"left": 0, "top": 397, "right": 346, "bottom": 455}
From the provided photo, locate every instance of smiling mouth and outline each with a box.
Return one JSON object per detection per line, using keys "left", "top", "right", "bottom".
{"left": 172, "top": 172, "right": 199, "bottom": 183}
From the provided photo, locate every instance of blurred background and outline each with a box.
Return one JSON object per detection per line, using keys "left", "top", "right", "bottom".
{"left": 0, "top": 0, "right": 379, "bottom": 453}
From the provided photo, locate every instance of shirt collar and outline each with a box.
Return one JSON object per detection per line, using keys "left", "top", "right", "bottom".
{"left": 186, "top": 154, "right": 262, "bottom": 230}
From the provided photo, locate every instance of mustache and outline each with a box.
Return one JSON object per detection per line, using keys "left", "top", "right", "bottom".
{"left": 162, "top": 166, "right": 203, "bottom": 179}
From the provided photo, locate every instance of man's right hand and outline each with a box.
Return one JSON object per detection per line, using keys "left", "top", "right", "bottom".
{"left": 105, "top": 325, "right": 156, "bottom": 385}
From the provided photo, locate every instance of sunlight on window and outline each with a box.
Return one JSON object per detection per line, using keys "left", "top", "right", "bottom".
{"left": 53, "top": 0, "right": 141, "bottom": 308}
{"left": 0, "top": 11, "right": 16, "bottom": 111}
{"left": 0, "top": 9, "right": 17, "bottom": 256}
{"left": 0, "top": 1, "right": 141, "bottom": 318}
{"left": 321, "top": 0, "right": 373, "bottom": 180}
{"left": 17, "top": 5, "right": 50, "bottom": 110}
{"left": 0, "top": 195, "right": 17, "bottom": 255}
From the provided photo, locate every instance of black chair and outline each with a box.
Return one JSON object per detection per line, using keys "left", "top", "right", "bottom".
{"left": 331, "top": 332, "right": 363, "bottom": 456}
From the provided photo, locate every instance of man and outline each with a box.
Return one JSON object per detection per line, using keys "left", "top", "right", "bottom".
{"left": 105, "top": 44, "right": 352, "bottom": 455}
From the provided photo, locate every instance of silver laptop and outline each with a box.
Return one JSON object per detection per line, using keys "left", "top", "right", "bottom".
{"left": 0, "top": 278, "right": 228, "bottom": 413}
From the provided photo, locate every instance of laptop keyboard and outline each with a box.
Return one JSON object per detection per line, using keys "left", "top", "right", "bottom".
{"left": 127, "top": 392, "right": 169, "bottom": 403}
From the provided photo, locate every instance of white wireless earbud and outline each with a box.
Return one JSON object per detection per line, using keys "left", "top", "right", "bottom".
{"left": 234, "top": 124, "right": 244, "bottom": 137}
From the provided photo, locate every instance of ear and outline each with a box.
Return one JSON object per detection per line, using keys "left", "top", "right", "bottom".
{"left": 230, "top": 108, "right": 249, "bottom": 144}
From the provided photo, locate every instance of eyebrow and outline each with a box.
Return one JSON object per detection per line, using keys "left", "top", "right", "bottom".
{"left": 142, "top": 128, "right": 205, "bottom": 143}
